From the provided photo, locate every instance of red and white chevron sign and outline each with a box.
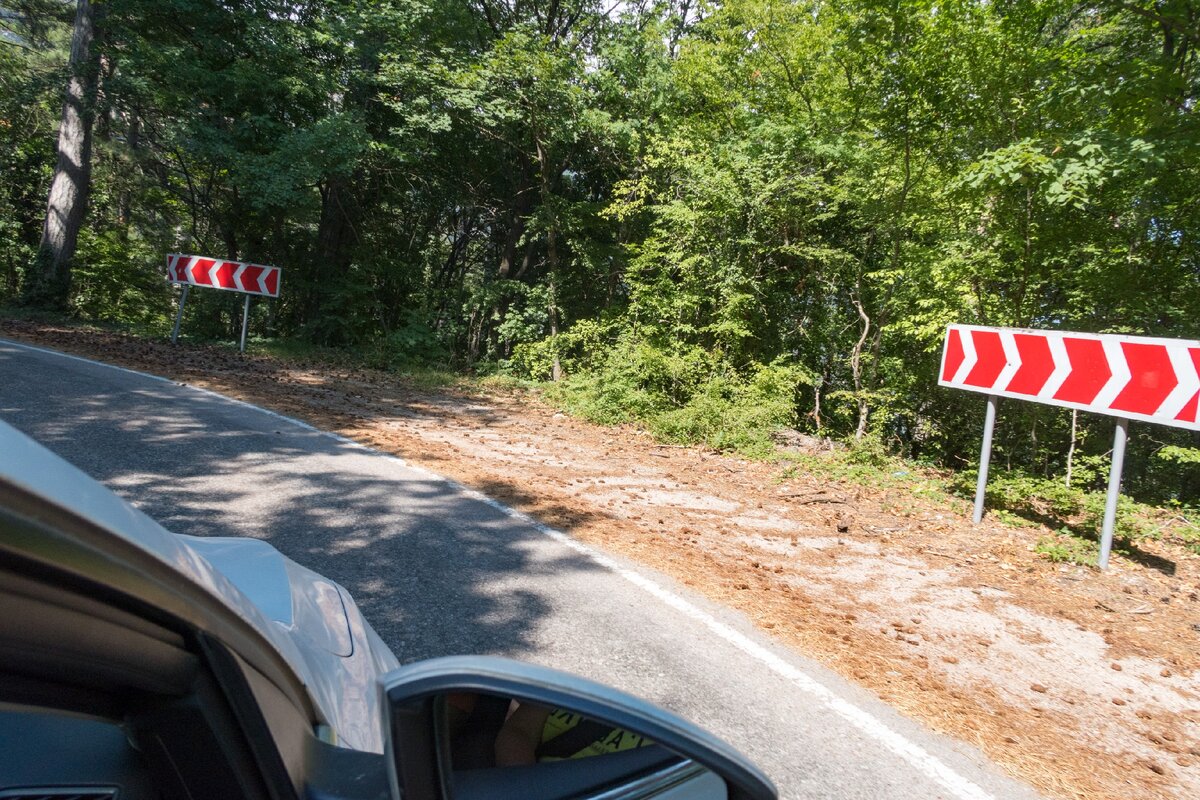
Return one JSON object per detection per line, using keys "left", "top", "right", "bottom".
{"left": 940, "top": 325, "right": 1200, "bottom": 431}
{"left": 166, "top": 253, "right": 281, "bottom": 298}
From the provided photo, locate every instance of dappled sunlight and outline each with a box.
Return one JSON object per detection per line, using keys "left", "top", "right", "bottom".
{"left": 5, "top": 327, "right": 1200, "bottom": 800}
{"left": 0, "top": 342, "right": 614, "bottom": 663}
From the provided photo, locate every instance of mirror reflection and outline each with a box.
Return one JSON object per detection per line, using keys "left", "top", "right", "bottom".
{"left": 441, "top": 692, "right": 728, "bottom": 799}
{"left": 447, "top": 692, "right": 655, "bottom": 767}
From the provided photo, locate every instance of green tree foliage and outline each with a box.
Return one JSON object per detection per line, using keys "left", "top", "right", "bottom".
{"left": 2, "top": 0, "right": 1197, "bottom": 499}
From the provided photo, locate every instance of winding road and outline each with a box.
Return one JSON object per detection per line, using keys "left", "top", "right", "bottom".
{"left": 0, "top": 337, "right": 1040, "bottom": 800}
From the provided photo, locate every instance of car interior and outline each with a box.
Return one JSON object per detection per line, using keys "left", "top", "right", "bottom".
{"left": 442, "top": 692, "right": 699, "bottom": 800}
{"left": 0, "top": 563, "right": 282, "bottom": 800}
{"left": 0, "top": 489, "right": 302, "bottom": 800}
{"left": 0, "top": 547, "right": 697, "bottom": 800}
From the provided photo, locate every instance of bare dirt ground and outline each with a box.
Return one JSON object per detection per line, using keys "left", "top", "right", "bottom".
{"left": 4, "top": 319, "right": 1199, "bottom": 800}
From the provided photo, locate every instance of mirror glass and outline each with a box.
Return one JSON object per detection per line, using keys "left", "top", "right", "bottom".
{"left": 440, "top": 691, "right": 728, "bottom": 800}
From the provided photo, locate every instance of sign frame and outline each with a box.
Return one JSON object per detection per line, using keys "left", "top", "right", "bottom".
{"left": 940, "top": 324, "right": 1200, "bottom": 569}
{"left": 166, "top": 253, "right": 284, "bottom": 353}
{"left": 939, "top": 324, "right": 1200, "bottom": 432}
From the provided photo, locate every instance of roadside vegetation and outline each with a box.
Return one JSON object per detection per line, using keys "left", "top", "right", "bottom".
{"left": 783, "top": 436, "right": 1200, "bottom": 566}
{"left": 4, "top": 0, "right": 1199, "bottom": 562}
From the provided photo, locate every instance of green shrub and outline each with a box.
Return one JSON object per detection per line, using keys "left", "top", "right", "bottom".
{"left": 954, "top": 469, "right": 1171, "bottom": 565}
{"left": 649, "top": 362, "right": 807, "bottom": 456}
{"left": 542, "top": 333, "right": 812, "bottom": 457}
{"left": 1034, "top": 534, "right": 1098, "bottom": 566}
{"left": 548, "top": 366, "right": 668, "bottom": 425}
{"left": 71, "top": 229, "right": 174, "bottom": 333}
{"left": 1158, "top": 445, "right": 1200, "bottom": 465}
{"left": 508, "top": 317, "right": 618, "bottom": 381}
{"left": 364, "top": 310, "right": 448, "bottom": 370}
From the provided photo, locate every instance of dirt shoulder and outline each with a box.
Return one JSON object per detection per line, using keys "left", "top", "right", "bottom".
{"left": 4, "top": 319, "right": 1199, "bottom": 800}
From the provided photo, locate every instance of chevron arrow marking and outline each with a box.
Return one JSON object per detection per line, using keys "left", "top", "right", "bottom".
{"left": 232, "top": 263, "right": 248, "bottom": 292}
{"left": 1007, "top": 332, "right": 1054, "bottom": 396}
{"left": 940, "top": 325, "right": 1200, "bottom": 432}
{"left": 164, "top": 253, "right": 282, "bottom": 298}
{"left": 1156, "top": 345, "right": 1199, "bottom": 420}
{"left": 1091, "top": 338, "right": 1131, "bottom": 410}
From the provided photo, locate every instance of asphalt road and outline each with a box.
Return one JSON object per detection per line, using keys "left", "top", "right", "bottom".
{"left": 0, "top": 338, "right": 1042, "bottom": 800}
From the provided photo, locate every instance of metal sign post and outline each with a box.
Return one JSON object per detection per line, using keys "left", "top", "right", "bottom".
{"left": 972, "top": 395, "right": 998, "bottom": 524}
{"left": 171, "top": 284, "right": 190, "bottom": 344}
{"left": 239, "top": 294, "right": 251, "bottom": 353}
{"left": 1098, "top": 418, "right": 1129, "bottom": 570}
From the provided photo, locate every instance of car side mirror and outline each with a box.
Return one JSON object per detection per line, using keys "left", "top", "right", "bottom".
{"left": 381, "top": 656, "right": 776, "bottom": 800}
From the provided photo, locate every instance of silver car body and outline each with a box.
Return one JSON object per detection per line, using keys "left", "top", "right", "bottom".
{"left": 0, "top": 419, "right": 399, "bottom": 753}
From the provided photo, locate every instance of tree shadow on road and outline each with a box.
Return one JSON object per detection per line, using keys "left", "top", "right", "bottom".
{"left": 0, "top": 346, "right": 616, "bottom": 664}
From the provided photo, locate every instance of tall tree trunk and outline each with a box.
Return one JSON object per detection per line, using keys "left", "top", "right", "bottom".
{"left": 117, "top": 112, "right": 139, "bottom": 228}
{"left": 27, "top": 0, "right": 97, "bottom": 309}
{"left": 1065, "top": 410, "right": 1078, "bottom": 488}
{"left": 535, "top": 136, "right": 563, "bottom": 381}
{"left": 850, "top": 287, "right": 871, "bottom": 441}
{"left": 547, "top": 230, "right": 562, "bottom": 381}
{"left": 310, "top": 175, "right": 361, "bottom": 343}
{"left": 497, "top": 155, "right": 535, "bottom": 280}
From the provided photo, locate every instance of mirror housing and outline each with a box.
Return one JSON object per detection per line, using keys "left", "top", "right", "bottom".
{"left": 381, "top": 656, "right": 777, "bottom": 800}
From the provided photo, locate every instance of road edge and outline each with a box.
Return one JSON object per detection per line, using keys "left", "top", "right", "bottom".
{"left": 2, "top": 336, "right": 1020, "bottom": 800}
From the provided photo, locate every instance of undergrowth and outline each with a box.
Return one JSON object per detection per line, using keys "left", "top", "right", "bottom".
{"left": 776, "top": 435, "right": 949, "bottom": 499}
{"left": 776, "top": 436, "right": 1200, "bottom": 567}
{"left": 535, "top": 335, "right": 811, "bottom": 458}
{"left": 10, "top": 311, "right": 1199, "bottom": 569}
{"left": 949, "top": 471, "right": 1200, "bottom": 565}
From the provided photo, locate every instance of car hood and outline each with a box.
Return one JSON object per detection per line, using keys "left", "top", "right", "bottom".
{"left": 0, "top": 420, "right": 398, "bottom": 753}
{"left": 180, "top": 535, "right": 354, "bottom": 658}
{"left": 178, "top": 534, "right": 401, "bottom": 752}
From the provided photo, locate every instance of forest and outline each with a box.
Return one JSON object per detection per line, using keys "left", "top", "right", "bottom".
{"left": 3, "top": 0, "right": 1199, "bottom": 515}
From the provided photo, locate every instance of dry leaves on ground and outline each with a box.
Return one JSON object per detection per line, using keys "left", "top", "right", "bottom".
{"left": 5, "top": 320, "right": 1199, "bottom": 800}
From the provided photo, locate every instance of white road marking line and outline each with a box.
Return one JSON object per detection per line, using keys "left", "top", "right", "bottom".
{"left": 2, "top": 339, "right": 177, "bottom": 385}
{"left": 1, "top": 337, "right": 999, "bottom": 800}
{"left": 0, "top": 339, "right": 320, "bottom": 430}
{"left": 460, "top": 493, "right": 996, "bottom": 800}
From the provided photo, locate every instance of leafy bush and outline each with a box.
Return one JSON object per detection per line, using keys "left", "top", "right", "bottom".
{"left": 648, "top": 363, "right": 809, "bottom": 456}
{"left": 1034, "top": 534, "right": 1098, "bottom": 566}
{"left": 364, "top": 309, "right": 448, "bottom": 370}
{"left": 71, "top": 229, "right": 174, "bottom": 333}
{"left": 953, "top": 470, "right": 1166, "bottom": 565}
{"left": 1158, "top": 446, "right": 1200, "bottom": 466}
{"left": 984, "top": 474, "right": 1087, "bottom": 522}
{"left": 542, "top": 334, "right": 812, "bottom": 456}
{"left": 508, "top": 317, "right": 618, "bottom": 381}
{"left": 545, "top": 338, "right": 678, "bottom": 424}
